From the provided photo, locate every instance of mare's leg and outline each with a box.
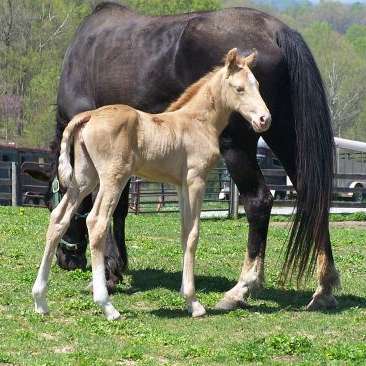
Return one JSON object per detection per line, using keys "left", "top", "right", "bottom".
{"left": 216, "top": 123, "right": 272, "bottom": 310}
{"left": 216, "top": 146, "right": 272, "bottom": 310}
{"left": 264, "top": 108, "right": 340, "bottom": 310}
{"left": 179, "top": 176, "right": 206, "bottom": 317}
{"left": 32, "top": 186, "right": 93, "bottom": 314}
{"left": 105, "top": 180, "right": 130, "bottom": 292}
{"left": 306, "top": 232, "right": 339, "bottom": 310}
{"left": 86, "top": 177, "right": 129, "bottom": 320}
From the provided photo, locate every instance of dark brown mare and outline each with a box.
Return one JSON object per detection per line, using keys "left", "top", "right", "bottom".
{"left": 28, "top": 2, "right": 339, "bottom": 309}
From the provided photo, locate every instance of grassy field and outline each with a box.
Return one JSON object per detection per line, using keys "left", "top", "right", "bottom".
{"left": 0, "top": 207, "right": 365, "bottom": 365}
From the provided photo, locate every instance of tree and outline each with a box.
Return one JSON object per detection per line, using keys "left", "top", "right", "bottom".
{"left": 346, "top": 24, "right": 366, "bottom": 58}
{"left": 124, "top": 0, "right": 221, "bottom": 15}
{"left": 0, "top": 0, "right": 221, "bottom": 147}
{"left": 0, "top": 0, "right": 90, "bottom": 146}
{"left": 303, "top": 22, "right": 366, "bottom": 138}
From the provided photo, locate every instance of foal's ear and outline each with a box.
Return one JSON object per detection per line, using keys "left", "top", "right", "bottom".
{"left": 225, "top": 48, "right": 239, "bottom": 76}
{"left": 244, "top": 49, "right": 258, "bottom": 68}
{"left": 225, "top": 48, "right": 238, "bottom": 66}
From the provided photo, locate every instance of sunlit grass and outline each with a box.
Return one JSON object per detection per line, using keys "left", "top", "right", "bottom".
{"left": 0, "top": 207, "right": 365, "bottom": 365}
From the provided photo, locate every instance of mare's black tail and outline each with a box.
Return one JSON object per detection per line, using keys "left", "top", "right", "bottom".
{"left": 276, "top": 27, "right": 334, "bottom": 284}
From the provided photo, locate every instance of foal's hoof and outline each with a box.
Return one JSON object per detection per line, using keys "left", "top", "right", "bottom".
{"left": 189, "top": 301, "right": 206, "bottom": 318}
{"left": 306, "top": 294, "right": 338, "bottom": 311}
{"left": 34, "top": 298, "right": 49, "bottom": 315}
{"left": 215, "top": 297, "right": 246, "bottom": 311}
{"left": 104, "top": 303, "right": 121, "bottom": 321}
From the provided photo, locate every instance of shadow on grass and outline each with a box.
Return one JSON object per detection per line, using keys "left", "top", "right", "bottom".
{"left": 125, "top": 268, "right": 235, "bottom": 293}
{"left": 118, "top": 268, "right": 366, "bottom": 318}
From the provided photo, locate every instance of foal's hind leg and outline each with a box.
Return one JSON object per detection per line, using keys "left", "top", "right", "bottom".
{"left": 86, "top": 177, "right": 129, "bottom": 320}
{"left": 33, "top": 139, "right": 96, "bottom": 315}
{"left": 32, "top": 186, "right": 92, "bottom": 314}
{"left": 104, "top": 180, "right": 130, "bottom": 292}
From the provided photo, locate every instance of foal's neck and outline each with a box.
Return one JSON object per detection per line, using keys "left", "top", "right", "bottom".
{"left": 179, "top": 70, "right": 231, "bottom": 137}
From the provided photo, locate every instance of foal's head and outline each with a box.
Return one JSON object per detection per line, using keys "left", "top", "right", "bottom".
{"left": 223, "top": 48, "right": 271, "bottom": 133}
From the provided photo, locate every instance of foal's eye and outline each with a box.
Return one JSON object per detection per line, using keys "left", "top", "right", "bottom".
{"left": 235, "top": 86, "right": 245, "bottom": 93}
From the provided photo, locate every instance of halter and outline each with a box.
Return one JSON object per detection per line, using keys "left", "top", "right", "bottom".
{"left": 51, "top": 177, "right": 88, "bottom": 252}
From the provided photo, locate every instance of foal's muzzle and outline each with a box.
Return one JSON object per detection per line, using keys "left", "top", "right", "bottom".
{"left": 252, "top": 112, "right": 271, "bottom": 133}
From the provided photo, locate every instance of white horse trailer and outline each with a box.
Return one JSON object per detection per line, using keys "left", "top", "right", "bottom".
{"left": 335, "top": 137, "right": 366, "bottom": 202}
{"left": 219, "top": 137, "right": 366, "bottom": 202}
{"left": 258, "top": 137, "right": 366, "bottom": 201}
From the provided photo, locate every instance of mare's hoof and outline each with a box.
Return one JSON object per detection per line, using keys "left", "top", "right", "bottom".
{"left": 215, "top": 297, "right": 247, "bottom": 311}
{"left": 306, "top": 294, "right": 338, "bottom": 311}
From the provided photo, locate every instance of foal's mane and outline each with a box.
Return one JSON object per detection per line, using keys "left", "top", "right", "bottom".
{"left": 167, "top": 68, "right": 219, "bottom": 112}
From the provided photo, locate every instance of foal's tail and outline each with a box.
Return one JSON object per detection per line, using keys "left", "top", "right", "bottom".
{"left": 58, "top": 113, "right": 91, "bottom": 188}
{"left": 276, "top": 27, "right": 335, "bottom": 284}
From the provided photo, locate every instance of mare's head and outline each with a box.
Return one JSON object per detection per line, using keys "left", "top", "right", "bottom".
{"left": 222, "top": 48, "right": 271, "bottom": 133}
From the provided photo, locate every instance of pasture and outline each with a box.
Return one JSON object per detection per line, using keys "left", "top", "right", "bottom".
{"left": 0, "top": 206, "right": 365, "bottom": 365}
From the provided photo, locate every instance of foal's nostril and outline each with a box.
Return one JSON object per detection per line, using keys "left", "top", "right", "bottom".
{"left": 259, "top": 115, "right": 267, "bottom": 125}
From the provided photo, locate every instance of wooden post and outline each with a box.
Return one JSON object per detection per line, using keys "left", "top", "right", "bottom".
{"left": 229, "top": 178, "right": 239, "bottom": 218}
{"left": 11, "top": 162, "right": 17, "bottom": 207}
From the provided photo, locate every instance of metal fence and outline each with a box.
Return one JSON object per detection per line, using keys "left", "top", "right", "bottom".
{"left": 1, "top": 161, "right": 366, "bottom": 217}
{"left": 0, "top": 162, "right": 15, "bottom": 206}
{"left": 129, "top": 166, "right": 231, "bottom": 214}
{"left": 0, "top": 161, "right": 50, "bottom": 207}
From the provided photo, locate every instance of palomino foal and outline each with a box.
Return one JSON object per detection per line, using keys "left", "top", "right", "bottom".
{"left": 32, "top": 48, "right": 271, "bottom": 320}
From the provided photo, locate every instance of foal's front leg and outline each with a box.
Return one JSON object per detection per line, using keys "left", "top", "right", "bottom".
{"left": 179, "top": 177, "right": 206, "bottom": 317}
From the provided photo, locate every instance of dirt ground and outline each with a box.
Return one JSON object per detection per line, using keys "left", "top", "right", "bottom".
{"left": 271, "top": 221, "right": 366, "bottom": 229}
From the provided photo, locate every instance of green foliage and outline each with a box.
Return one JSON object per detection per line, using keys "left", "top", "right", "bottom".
{"left": 346, "top": 24, "right": 366, "bottom": 58}
{"left": 125, "top": 0, "right": 221, "bottom": 15}
{"left": 301, "top": 21, "right": 366, "bottom": 138}
{"left": 1, "top": 0, "right": 366, "bottom": 147}
{"left": 0, "top": 0, "right": 91, "bottom": 147}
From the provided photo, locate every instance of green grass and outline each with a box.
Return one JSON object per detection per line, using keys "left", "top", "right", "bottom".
{"left": 0, "top": 207, "right": 365, "bottom": 365}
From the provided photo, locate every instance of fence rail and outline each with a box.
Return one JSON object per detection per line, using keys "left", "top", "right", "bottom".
{"left": 1, "top": 162, "right": 366, "bottom": 216}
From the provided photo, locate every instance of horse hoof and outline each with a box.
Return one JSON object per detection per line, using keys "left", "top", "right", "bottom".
{"left": 306, "top": 294, "right": 337, "bottom": 311}
{"left": 104, "top": 304, "right": 121, "bottom": 321}
{"left": 34, "top": 298, "right": 49, "bottom": 315}
{"left": 215, "top": 297, "right": 246, "bottom": 311}
{"left": 191, "top": 302, "right": 206, "bottom": 318}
